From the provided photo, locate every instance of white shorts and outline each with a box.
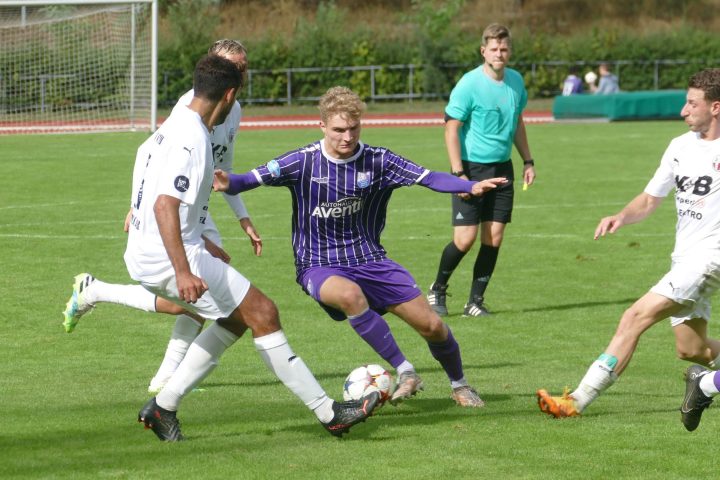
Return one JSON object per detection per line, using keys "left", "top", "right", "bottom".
{"left": 650, "top": 258, "right": 720, "bottom": 327}
{"left": 141, "top": 246, "right": 250, "bottom": 320}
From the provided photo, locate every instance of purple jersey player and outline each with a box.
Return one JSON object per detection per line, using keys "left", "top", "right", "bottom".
{"left": 214, "top": 86, "right": 506, "bottom": 408}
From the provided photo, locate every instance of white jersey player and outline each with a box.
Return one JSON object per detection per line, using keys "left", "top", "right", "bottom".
{"left": 536, "top": 68, "right": 720, "bottom": 429}
{"left": 61, "top": 40, "right": 261, "bottom": 394}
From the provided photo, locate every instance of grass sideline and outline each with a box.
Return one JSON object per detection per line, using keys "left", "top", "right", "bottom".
{"left": 1, "top": 119, "right": 713, "bottom": 479}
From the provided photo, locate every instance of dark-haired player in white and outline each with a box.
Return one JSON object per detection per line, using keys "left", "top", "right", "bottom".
{"left": 537, "top": 69, "right": 720, "bottom": 429}
{"left": 62, "top": 40, "right": 262, "bottom": 394}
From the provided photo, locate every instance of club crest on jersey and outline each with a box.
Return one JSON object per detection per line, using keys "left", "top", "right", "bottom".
{"left": 356, "top": 171, "right": 372, "bottom": 188}
{"left": 174, "top": 175, "right": 190, "bottom": 192}
{"left": 713, "top": 156, "right": 720, "bottom": 171}
{"left": 267, "top": 159, "right": 281, "bottom": 178}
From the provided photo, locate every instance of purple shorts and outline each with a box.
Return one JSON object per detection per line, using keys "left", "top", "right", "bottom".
{"left": 297, "top": 259, "right": 422, "bottom": 321}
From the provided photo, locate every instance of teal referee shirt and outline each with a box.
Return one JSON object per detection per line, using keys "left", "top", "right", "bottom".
{"left": 445, "top": 65, "right": 527, "bottom": 164}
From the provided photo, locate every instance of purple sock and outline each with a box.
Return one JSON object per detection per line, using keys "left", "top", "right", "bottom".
{"left": 714, "top": 371, "right": 720, "bottom": 391}
{"left": 348, "top": 309, "right": 406, "bottom": 369}
{"left": 428, "top": 328, "right": 464, "bottom": 382}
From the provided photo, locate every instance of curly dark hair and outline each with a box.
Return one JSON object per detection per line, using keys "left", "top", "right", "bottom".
{"left": 688, "top": 69, "right": 720, "bottom": 103}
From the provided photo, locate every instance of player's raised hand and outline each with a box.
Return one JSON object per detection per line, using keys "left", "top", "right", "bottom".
{"left": 213, "top": 169, "right": 230, "bottom": 192}
{"left": 594, "top": 215, "right": 624, "bottom": 239}
{"left": 470, "top": 177, "right": 508, "bottom": 196}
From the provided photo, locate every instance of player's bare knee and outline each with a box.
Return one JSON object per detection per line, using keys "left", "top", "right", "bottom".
{"left": 414, "top": 315, "right": 445, "bottom": 339}
{"left": 249, "top": 296, "right": 281, "bottom": 330}
{"left": 454, "top": 237, "right": 475, "bottom": 252}
{"left": 234, "top": 288, "right": 281, "bottom": 334}
{"left": 334, "top": 285, "right": 366, "bottom": 313}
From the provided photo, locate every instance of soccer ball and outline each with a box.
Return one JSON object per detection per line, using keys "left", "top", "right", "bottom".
{"left": 343, "top": 364, "right": 393, "bottom": 403}
{"left": 584, "top": 71, "right": 598, "bottom": 84}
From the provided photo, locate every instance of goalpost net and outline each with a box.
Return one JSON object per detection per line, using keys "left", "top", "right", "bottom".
{"left": 0, "top": 0, "right": 157, "bottom": 134}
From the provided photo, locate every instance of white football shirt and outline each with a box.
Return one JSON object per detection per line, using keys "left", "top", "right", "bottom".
{"left": 644, "top": 131, "right": 720, "bottom": 260}
{"left": 124, "top": 105, "right": 214, "bottom": 282}
{"left": 176, "top": 90, "right": 248, "bottom": 220}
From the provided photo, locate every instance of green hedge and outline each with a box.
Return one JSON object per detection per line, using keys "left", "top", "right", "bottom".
{"left": 161, "top": 2, "right": 720, "bottom": 104}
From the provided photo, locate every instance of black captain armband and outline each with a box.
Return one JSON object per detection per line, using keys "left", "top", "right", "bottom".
{"left": 523, "top": 159, "right": 535, "bottom": 166}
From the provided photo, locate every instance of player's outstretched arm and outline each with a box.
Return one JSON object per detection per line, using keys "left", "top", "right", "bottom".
{"left": 594, "top": 192, "right": 663, "bottom": 240}
{"left": 419, "top": 171, "right": 505, "bottom": 195}
{"left": 470, "top": 177, "right": 508, "bottom": 196}
{"left": 214, "top": 169, "right": 262, "bottom": 194}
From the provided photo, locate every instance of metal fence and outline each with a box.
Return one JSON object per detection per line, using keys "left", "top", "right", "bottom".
{"left": 160, "top": 58, "right": 720, "bottom": 106}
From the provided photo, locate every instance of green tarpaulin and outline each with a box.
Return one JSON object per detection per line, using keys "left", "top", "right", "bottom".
{"left": 553, "top": 90, "right": 686, "bottom": 121}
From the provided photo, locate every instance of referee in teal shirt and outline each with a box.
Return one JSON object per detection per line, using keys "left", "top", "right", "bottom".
{"left": 427, "top": 23, "right": 536, "bottom": 317}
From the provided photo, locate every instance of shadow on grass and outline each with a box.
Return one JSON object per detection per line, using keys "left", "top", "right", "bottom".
{"left": 445, "top": 297, "right": 638, "bottom": 316}
{"left": 272, "top": 395, "right": 498, "bottom": 440}
{"left": 201, "top": 362, "right": 523, "bottom": 389}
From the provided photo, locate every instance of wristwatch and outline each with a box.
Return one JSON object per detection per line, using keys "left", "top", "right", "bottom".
{"left": 451, "top": 170, "right": 465, "bottom": 177}
{"left": 523, "top": 159, "right": 535, "bottom": 166}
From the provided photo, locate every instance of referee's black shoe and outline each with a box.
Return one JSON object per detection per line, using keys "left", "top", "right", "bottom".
{"left": 463, "top": 300, "right": 491, "bottom": 317}
{"left": 427, "top": 283, "right": 449, "bottom": 317}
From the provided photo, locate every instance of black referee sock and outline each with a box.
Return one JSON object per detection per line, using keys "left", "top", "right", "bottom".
{"left": 469, "top": 244, "right": 500, "bottom": 303}
{"left": 434, "top": 241, "right": 468, "bottom": 286}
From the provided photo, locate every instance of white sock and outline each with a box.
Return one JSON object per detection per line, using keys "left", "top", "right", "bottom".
{"left": 450, "top": 378, "right": 469, "bottom": 389}
{"left": 86, "top": 280, "right": 156, "bottom": 312}
{"left": 700, "top": 371, "right": 720, "bottom": 397}
{"left": 156, "top": 322, "right": 238, "bottom": 411}
{"left": 254, "top": 330, "right": 333, "bottom": 422}
{"left": 148, "top": 314, "right": 202, "bottom": 390}
{"left": 395, "top": 360, "right": 414, "bottom": 376}
{"left": 571, "top": 359, "right": 618, "bottom": 412}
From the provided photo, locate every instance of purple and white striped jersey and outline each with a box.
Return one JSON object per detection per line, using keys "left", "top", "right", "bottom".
{"left": 252, "top": 139, "right": 429, "bottom": 273}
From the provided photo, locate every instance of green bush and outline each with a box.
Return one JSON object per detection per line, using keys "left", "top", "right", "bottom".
{"left": 152, "top": 3, "right": 720, "bottom": 103}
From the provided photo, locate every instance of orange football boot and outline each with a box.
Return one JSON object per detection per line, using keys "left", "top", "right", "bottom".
{"left": 536, "top": 387, "right": 580, "bottom": 418}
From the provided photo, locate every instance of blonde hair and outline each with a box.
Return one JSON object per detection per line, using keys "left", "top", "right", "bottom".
{"left": 208, "top": 39, "right": 247, "bottom": 58}
{"left": 481, "top": 23, "right": 511, "bottom": 47}
{"left": 318, "top": 86, "right": 366, "bottom": 123}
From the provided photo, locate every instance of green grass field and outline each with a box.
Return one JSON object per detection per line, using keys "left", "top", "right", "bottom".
{"left": 1, "top": 118, "right": 712, "bottom": 479}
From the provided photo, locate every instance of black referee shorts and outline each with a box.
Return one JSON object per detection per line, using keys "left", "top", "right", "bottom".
{"left": 451, "top": 160, "right": 514, "bottom": 226}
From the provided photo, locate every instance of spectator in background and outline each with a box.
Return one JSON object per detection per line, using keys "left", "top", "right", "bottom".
{"left": 562, "top": 65, "right": 583, "bottom": 96}
{"left": 590, "top": 63, "right": 619, "bottom": 94}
